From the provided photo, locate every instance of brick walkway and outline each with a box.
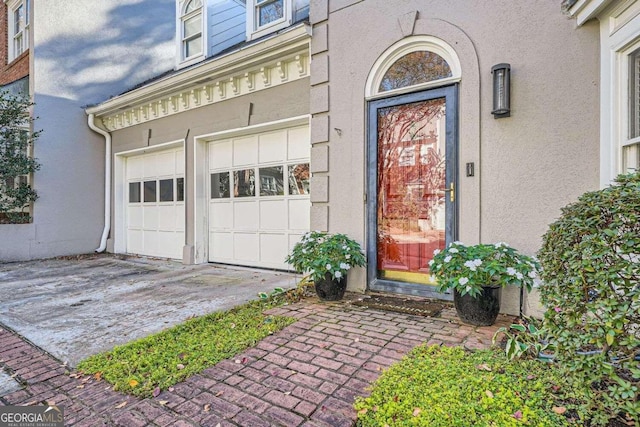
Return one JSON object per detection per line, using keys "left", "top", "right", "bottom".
{"left": 0, "top": 296, "right": 512, "bottom": 426}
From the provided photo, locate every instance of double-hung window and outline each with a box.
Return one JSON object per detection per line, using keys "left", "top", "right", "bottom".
{"left": 180, "top": 0, "right": 203, "bottom": 62}
{"left": 7, "top": 0, "right": 29, "bottom": 62}
{"left": 247, "top": 0, "right": 289, "bottom": 40}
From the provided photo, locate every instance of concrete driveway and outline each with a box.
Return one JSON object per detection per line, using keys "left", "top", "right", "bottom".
{"left": 0, "top": 254, "right": 298, "bottom": 367}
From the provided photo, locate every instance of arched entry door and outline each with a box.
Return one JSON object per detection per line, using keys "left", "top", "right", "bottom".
{"left": 366, "top": 44, "right": 459, "bottom": 299}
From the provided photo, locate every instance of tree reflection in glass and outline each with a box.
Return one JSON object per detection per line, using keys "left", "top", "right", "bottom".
{"left": 379, "top": 51, "right": 452, "bottom": 92}
{"left": 376, "top": 98, "right": 447, "bottom": 281}
{"left": 234, "top": 169, "right": 255, "bottom": 197}
{"left": 211, "top": 172, "right": 230, "bottom": 199}
{"left": 288, "top": 163, "right": 310, "bottom": 195}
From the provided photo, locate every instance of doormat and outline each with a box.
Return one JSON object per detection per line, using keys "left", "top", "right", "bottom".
{"left": 351, "top": 295, "right": 445, "bottom": 318}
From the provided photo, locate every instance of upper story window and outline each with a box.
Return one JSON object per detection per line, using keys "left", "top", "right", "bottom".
{"left": 247, "top": 0, "right": 290, "bottom": 40}
{"left": 7, "top": 0, "right": 30, "bottom": 62}
{"left": 180, "top": 0, "right": 204, "bottom": 63}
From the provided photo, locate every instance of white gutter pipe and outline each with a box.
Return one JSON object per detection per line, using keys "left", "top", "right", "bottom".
{"left": 87, "top": 113, "right": 111, "bottom": 253}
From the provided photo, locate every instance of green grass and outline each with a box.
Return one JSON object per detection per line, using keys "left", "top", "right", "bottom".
{"left": 77, "top": 298, "right": 296, "bottom": 398}
{"left": 355, "top": 345, "right": 588, "bottom": 427}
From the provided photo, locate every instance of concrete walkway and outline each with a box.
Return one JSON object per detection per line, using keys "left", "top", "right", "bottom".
{"left": 0, "top": 255, "right": 297, "bottom": 366}
{"left": 0, "top": 296, "right": 512, "bottom": 426}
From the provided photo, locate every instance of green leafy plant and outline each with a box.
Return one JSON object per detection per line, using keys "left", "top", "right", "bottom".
{"left": 258, "top": 287, "right": 285, "bottom": 300}
{"left": 78, "top": 297, "right": 295, "bottom": 397}
{"left": 0, "top": 91, "right": 40, "bottom": 223}
{"left": 354, "top": 345, "right": 587, "bottom": 426}
{"left": 493, "top": 317, "right": 550, "bottom": 360}
{"left": 538, "top": 171, "right": 640, "bottom": 426}
{"left": 285, "top": 231, "right": 366, "bottom": 282}
{"left": 430, "top": 242, "right": 540, "bottom": 298}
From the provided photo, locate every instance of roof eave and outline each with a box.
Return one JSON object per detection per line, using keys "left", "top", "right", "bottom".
{"left": 567, "top": 0, "right": 613, "bottom": 26}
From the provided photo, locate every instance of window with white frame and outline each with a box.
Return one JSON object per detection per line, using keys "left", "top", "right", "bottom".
{"left": 247, "top": 0, "right": 289, "bottom": 40}
{"left": 625, "top": 46, "right": 640, "bottom": 173}
{"left": 7, "top": 0, "right": 29, "bottom": 62}
{"left": 180, "top": 0, "right": 203, "bottom": 62}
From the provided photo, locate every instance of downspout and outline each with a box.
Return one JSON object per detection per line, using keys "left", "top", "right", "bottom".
{"left": 87, "top": 113, "right": 111, "bottom": 253}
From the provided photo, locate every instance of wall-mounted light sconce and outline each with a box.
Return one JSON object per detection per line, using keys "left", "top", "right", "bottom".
{"left": 491, "top": 63, "right": 511, "bottom": 118}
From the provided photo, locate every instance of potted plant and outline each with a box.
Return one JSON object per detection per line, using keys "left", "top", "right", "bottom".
{"left": 429, "top": 242, "right": 540, "bottom": 326}
{"left": 286, "top": 231, "right": 366, "bottom": 301}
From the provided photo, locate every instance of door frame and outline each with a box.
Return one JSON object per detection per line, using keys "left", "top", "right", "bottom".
{"left": 366, "top": 84, "right": 458, "bottom": 299}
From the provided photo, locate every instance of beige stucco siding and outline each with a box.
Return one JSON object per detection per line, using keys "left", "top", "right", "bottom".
{"left": 107, "top": 77, "right": 310, "bottom": 256}
{"left": 313, "top": 0, "right": 600, "bottom": 314}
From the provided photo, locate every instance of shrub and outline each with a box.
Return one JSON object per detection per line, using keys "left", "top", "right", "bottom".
{"left": 430, "top": 242, "right": 540, "bottom": 298}
{"left": 538, "top": 172, "right": 640, "bottom": 426}
{"left": 354, "top": 345, "right": 585, "bottom": 426}
{"left": 0, "top": 91, "right": 40, "bottom": 223}
{"left": 493, "top": 317, "right": 551, "bottom": 360}
{"left": 285, "top": 231, "right": 366, "bottom": 282}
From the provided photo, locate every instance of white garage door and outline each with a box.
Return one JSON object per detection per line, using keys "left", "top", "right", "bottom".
{"left": 208, "top": 125, "right": 310, "bottom": 269}
{"left": 126, "top": 148, "right": 185, "bottom": 260}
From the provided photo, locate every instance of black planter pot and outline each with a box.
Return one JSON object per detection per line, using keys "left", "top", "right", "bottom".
{"left": 453, "top": 286, "right": 502, "bottom": 326}
{"left": 314, "top": 272, "right": 347, "bottom": 301}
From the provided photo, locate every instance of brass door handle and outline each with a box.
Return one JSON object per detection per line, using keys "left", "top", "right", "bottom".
{"left": 442, "top": 182, "right": 455, "bottom": 203}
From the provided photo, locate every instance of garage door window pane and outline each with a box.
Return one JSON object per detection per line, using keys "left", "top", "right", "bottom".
{"left": 144, "top": 181, "right": 157, "bottom": 202}
{"left": 159, "top": 179, "right": 174, "bottom": 202}
{"left": 177, "top": 178, "right": 185, "bottom": 201}
{"left": 129, "top": 182, "right": 141, "bottom": 203}
{"left": 260, "top": 166, "right": 284, "bottom": 196}
{"left": 288, "top": 164, "right": 310, "bottom": 195}
{"left": 234, "top": 169, "right": 255, "bottom": 197}
{"left": 211, "top": 172, "right": 230, "bottom": 198}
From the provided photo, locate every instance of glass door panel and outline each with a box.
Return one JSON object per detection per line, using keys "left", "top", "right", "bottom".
{"left": 376, "top": 97, "right": 447, "bottom": 284}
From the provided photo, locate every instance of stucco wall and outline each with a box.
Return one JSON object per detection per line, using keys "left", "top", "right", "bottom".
{"left": 311, "top": 0, "right": 600, "bottom": 314}
{"left": 107, "top": 77, "right": 310, "bottom": 258}
{"left": 0, "top": 0, "right": 176, "bottom": 261}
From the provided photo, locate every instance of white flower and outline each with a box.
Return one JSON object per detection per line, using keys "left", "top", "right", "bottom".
{"left": 340, "top": 263, "right": 351, "bottom": 270}
{"left": 342, "top": 245, "right": 348, "bottom": 250}
{"left": 302, "top": 248, "right": 307, "bottom": 254}
{"left": 334, "top": 271, "right": 343, "bottom": 279}
{"left": 433, "top": 249, "right": 441, "bottom": 256}
{"left": 494, "top": 242, "right": 509, "bottom": 248}
{"left": 452, "top": 241, "right": 464, "bottom": 246}
{"left": 516, "top": 272, "right": 524, "bottom": 280}
{"left": 444, "top": 256, "right": 452, "bottom": 263}
{"left": 308, "top": 238, "right": 315, "bottom": 243}
{"left": 326, "top": 263, "right": 332, "bottom": 270}
{"left": 345, "top": 254, "right": 351, "bottom": 260}
{"left": 506, "top": 267, "right": 517, "bottom": 276}
{"left": 459, "top": 277, "right": 469, "bottom": 285}
{"left": 528, "top": 271, "right": 537, "bottom": 279}
{"left": 449, "top": 248, "right": 459, "bottom": 253}
{"left": 466, "top": 286, "right": 472, "bottom": 293}
{"left": 429, "top": 275, "right": 436, "bottom": 282}
{"left": 464, "top": 260, "right": 477, "bottom": 271}
{"left": 428, "top": 259, "right": 435, "bottom": 266}
{"left": 473, "top": 259, "right": 482, "bottom": 266}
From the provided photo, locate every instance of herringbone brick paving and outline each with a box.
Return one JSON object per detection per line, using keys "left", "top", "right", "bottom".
{"left": 0, "top": 296, "right": 511, "bottom": 426}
